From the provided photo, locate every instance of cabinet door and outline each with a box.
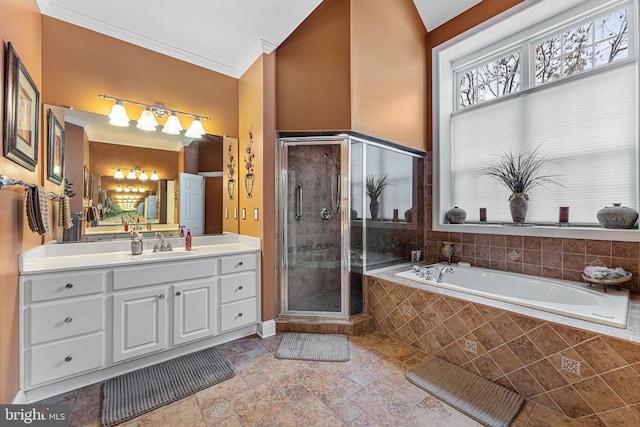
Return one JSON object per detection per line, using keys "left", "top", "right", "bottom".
{"left": 173, "top": 278, "right": 217, "bottom": 346}
{"left": 113, "top": 287, "right": 167, "bottom": 363}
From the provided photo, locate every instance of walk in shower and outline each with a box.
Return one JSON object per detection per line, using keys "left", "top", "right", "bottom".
{"left": 279, "top": 135, "right": 425, "bottom": 318}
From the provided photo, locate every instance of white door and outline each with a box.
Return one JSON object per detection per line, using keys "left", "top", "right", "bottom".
{"left": 173, "top": 278, "right": 217, "bottom": 345}
{"left": 179, "top": 172, "right": 205, "bottom": 236}
{"left": 112, "top": 287, "right": 167, "bottom": 362}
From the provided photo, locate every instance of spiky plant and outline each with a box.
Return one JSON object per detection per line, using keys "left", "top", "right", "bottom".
{"left": 365, "top": 174, "right": 389, "bottom": 201}
{"left": 478, "top": 145, "right": 566, "bottom": 194}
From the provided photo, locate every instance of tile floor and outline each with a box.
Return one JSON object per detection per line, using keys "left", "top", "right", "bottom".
{"left": 37, "top": 330, "right": 585, "bottom": 426}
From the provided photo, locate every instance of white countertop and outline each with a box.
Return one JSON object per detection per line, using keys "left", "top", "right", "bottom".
{"left": 20, "top": 233, "right": 261, "bottom": 274}
{"left": 368, "top": 263, "right": 640, "bottom": 343}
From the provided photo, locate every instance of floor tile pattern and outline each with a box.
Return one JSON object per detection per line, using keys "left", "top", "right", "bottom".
{"left": 36, "top": 330, "right": 582, "bottom": 426}
{"left": 367, "top": 276, "right": 640, "bottom": 426}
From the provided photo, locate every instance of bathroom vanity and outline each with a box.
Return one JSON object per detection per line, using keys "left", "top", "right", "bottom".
{"left": 18, "top": 234, "right": 261, "bottom": 402}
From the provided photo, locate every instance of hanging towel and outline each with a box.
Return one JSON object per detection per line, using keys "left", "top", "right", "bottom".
{"left": 58, "top": 195, "right": 73, "bottom": 230}
{"left": 25, "top": 187, "right": 38, "bottom": 233}
{"left": 35, "top": 185, "right": 51, "bottom": 235}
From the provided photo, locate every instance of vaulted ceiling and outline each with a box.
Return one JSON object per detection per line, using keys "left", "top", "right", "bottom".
{"left": 36, "top": 0, "right": 481, "bottom": 79}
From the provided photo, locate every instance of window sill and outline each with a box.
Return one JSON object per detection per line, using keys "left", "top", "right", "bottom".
{"left": 433, "top": 222, "right": 640, "bottom": 242}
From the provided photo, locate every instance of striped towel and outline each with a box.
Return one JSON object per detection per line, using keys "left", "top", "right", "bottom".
{"left": 58, "top": 195, "right": 73, "bottom": 230}
{"left": 25, "top": 186, "right": 51, "bottom": 235}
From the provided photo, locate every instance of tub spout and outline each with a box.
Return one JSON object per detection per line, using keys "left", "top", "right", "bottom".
{"left": 437, "top": 266, "right": 454, "bottom": 283}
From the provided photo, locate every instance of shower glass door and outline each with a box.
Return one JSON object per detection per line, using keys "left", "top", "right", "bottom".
{"left": 282, "top": 139, "right": 347, "bottom": 314}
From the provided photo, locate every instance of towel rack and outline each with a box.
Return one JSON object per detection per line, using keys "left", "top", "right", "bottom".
{"left": 1, "top": 175, "right": 63, "bottom": 200}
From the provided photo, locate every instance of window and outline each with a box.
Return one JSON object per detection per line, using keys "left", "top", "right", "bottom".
{"left": 435, "top": 0, "right": 638, "bottom": 237}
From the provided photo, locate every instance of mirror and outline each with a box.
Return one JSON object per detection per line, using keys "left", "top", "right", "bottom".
{"left": 55, "top": 106, "right": 239, "bottom": 241}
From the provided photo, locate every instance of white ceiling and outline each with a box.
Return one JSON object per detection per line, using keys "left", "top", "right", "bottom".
{"left": 36, "top": 0, "right": 481, "bottom": 79}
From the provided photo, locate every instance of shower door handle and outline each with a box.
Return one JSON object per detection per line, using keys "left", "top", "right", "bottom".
{"left": 295, "top": 183, "right": 302, "bottom": 221}
{"left": 335, "top": 173, "right": 341, "bottom": 213}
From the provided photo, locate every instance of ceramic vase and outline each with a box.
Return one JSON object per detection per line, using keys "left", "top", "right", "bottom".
{"left": 446, "top": 206, "right": 467, "bottom": 224}
{"left": 509, "top": 193, "right": 529, "bottom": 223}
{"left": 597, "top": 203, "right": 639, "bottom": 229}
{"left": 370, "top": 200, "right": 380, "bottom": 220}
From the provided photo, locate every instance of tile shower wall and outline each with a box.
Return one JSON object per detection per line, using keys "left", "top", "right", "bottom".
{"left": 424, "top": 152, "right": 640, "bottom": 295}
{"left": 367, "top": 276, "right": 640, "bottom": 426}
{"left": 287, "top": 145, "right": 342, "bottom": 304}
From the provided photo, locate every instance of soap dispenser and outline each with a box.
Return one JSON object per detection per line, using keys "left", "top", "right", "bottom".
{"left": 185, "top": 228, "right": 192, "bottom": 251}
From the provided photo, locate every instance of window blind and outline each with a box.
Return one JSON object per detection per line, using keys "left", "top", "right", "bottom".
{"left": 451, "top": 62, "right": 637, "bottom": 223}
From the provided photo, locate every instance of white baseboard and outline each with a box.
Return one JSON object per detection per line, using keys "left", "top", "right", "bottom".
{"left": 12, "top": 389, "right": 27, "bottom": 404}
{"left": 257, "top": 319, "right": 276, "bottom": 338}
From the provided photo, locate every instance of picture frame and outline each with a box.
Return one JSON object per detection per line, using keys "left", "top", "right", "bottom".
{"left": 3, "top": 42, "right": 39, "bottom": 172}
{"left": 47, "top": 109, "right": 65, "bottom": 184}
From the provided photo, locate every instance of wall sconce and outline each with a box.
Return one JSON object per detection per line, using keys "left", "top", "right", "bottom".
{"left": 244, "top": 129, "right": 255, "bottom": 199}
{"left": 100, "top": 94, "right": 210, "bottom": 138}
{"left": 227, "top": 178, "right": 235, "bottom": 200}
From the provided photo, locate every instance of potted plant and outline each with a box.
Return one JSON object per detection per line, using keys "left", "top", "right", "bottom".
{"left": 365, "top": 174, "right": 389, "bottom": 220}
{"left": 478, "top": 145, "right": 565, "bottom": 223}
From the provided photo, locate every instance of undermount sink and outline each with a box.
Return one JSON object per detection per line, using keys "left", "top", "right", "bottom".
{"left": 140, "top": 249, "right": 195, "bottom": 260}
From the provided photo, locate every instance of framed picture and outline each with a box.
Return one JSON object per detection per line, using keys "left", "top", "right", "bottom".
{"left": 47, "top": 109, "right": 64, "bottom": 184}
{"left": 3, "top": 42, "right": 39, "bottom": 171}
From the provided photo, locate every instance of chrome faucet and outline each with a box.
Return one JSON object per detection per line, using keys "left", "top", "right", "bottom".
{"left": 437, "top": 266, "right": 454, "bottom": 283}
{"left": 413, "top": 265, "right": 434, "bottom": 281}
{"left": 153, "top": 232, "right": 173, "bottom": 252}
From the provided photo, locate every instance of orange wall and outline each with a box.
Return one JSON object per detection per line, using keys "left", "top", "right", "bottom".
{"left": 239, "top": 54, "right": 278, "bottom": 321}
{"left": 276, "top": 0, "right": 352, "bottom": 131}
{"left": 426, "top": 0, "right": 524, "bottom": 150}
{"left": 0, "top": 0, "right": 42, "bottom": 404}
{"left": 41, "top": 16, "right": 239, "bottom": 138}
{"left": 350, "top": 0, "right": 427, "bottom": 150}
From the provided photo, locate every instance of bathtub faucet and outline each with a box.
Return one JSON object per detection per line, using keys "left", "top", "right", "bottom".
{"left": 437, "top": 266, "right": 454, "bottom": 283}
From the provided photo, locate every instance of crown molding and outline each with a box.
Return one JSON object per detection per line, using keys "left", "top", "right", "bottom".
{"left": 236, "top": 38, "right": 278, "bottom": 78}
{"left": 41, "top": 2, "right": 239, "bottom": 78}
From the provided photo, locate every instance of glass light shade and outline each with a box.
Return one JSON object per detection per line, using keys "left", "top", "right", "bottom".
{"left": 126, "top": 170, "right": 136, "bottom": 179}
{"left": 108, "top": 101, "right": 130, "bottom": 126}
{"left": 162, "top": 113, "right": 183, "bottom": 135}
{"left": 114, "top": 169, "right": 125, "bottom": 179}
{"left": 138, "top": 171, "right": 149, "bottom": 180}
{"left": 185, "top": 117, "right": 205, "bottom": 138}
{"left": 150, "top": 171, "right": 159, "bottom": 181}
{"left": 139, "top": 187, "right": 145, "bottom": 193}
{"left": 116, "top": 186, "right": 123, "bottom": 192}
{"left": 124, "top": 186, "right": 131, "bottom": 193}
{"left": 53, "top": 165, "right": 61, "bottom": 174}
{"left": 131, "top": 186, "right": 138, "bottom": 192}
{"left": 116, "top": 195, "right": 123, "bottom": 199}
{"left": 136, "top": 108, "right": 158, "bottom": 131}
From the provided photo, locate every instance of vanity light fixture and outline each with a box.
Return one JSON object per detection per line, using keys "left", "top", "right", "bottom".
{"left": 131, "top": 186, "right": 138, "bottom": 193}
{"left": 114, "top": 169, "right": 125, "bottom": 179}
{"left": 139, "top": 186, "right": 145, "bottom": 193}
{"left": 150, "top": 171, "right": 159, "bottom": 181}
{"left": 108, "top": 100, "right": 130, "bottom": 126}
{"left": 124, "top": 186, "right": 131, "bottom": 193}
{"left": 138, "top": 171, "right": 149, "bottom": 180}
{"left": 136, "top": 107, "right": 159, "bottom": 131}
{"left": 99, "top": 94, "right": 209, "bottom": 138}
{"left": 112, "top": 167, "right": 159, "bottom": 180}
{"left": 116, "top": 185, "right": 123, "bottom": 192}
{"left": 126, "top": 170, "right": 136, "bottom": 179}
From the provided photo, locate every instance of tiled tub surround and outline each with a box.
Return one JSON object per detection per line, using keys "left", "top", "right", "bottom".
{"left": 366, "top": 265, "right": 640, "bottom": 426}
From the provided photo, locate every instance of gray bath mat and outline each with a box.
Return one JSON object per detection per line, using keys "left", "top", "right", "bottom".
{"left": 101, "top": 346, "right": 236, "bottom": 426}
{"left": 275, "top": 332, "right": 350, "bottom": 362}
{"left": 407, "top": 357, "right": 523, "bottom": 427}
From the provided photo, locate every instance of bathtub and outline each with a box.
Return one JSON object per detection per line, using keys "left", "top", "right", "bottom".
{"left": 396, "top": 263, "right": 630, "bottom": 328}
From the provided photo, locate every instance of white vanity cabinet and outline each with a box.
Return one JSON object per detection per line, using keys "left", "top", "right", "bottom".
{"left": 19, "top": 238, "right": 262, "bottom": 402}
{"left": 22, "top": 270, "right": 106, "bottom": 388}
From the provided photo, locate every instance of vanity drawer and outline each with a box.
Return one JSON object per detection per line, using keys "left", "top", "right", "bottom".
{"left": 27, "top": 271, "right": 105, "bottom": 303}
{"left": 220, "top": 298, "right": 257, "bottom": 332}
{"left": 220, "top": 272, "right": 257, "bottom": 304}
{"left": 29, "top": 333, "right": 104, "bottom": 386}
{"left": 28, "top": 297, "right": 103, "bottom": 345}
{"left": 220, "top": 253, "right": 257, "bottom": 274}
{"left": 113, "top": 259, "right": 217, "bottom": 290}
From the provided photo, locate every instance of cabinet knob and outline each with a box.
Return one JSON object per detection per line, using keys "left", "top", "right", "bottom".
{"left": 158, "top": 294, "right": 165, "bottom": 300}
{"left": 64, "top": 317, "right": 73, "bottom": 324}
{"left": 238, "top": 286, "right": 243, "bottom": 290}
{"left": 175, "top": 291, "right": 182, "bottom": 296}
{"left": 237, "top": 261, "right": 243, "bottom": 266}
{"left": 65, "top": 283, "right": 73, "bottom": 289}
{"left": 238, "top": 312, "right": 243, "bottom": 317}
{"left": 64, "top": 356, "right": 72, "bottom": 363}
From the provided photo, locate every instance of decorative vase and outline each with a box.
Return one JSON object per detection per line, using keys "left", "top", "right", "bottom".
{"left": 351, "top": 209, "right": 358, "bottom": 220}
{"left": 446, "top": 206, "right": 466, "bottom": 224}
{"left": 509, "top": 193, "right": 529, "bottom": 223}
{"left": 404, "top": 208, "right": 413, "bottom": 222}
{"left": 597, "top": 203, "right": 639, "bottom": 229}
{"left": 441, "top": 241, "right": 455, "bottom": 261}
{"left": 370, "top": 200, "right": 380, "bottom": 220}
